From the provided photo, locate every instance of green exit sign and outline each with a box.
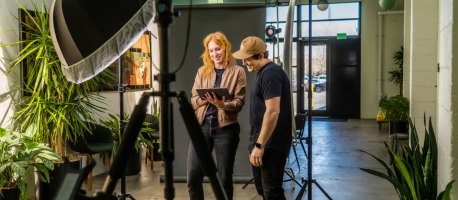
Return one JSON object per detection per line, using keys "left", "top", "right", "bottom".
{"left": 337, "top": 33, "right": 347, "bottom": 40}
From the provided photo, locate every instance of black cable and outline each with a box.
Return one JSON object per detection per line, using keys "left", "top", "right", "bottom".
{"left": 152, "top": 0, "right": 192, "bottom": 74}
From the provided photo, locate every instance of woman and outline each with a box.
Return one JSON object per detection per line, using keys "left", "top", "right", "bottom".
{"left": 188, "top": 32, "right": 247, "bottom": 200}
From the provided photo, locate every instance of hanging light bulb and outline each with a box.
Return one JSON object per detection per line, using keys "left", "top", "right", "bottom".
{"left": 317, "top": 0, "right": 329, "bottom": 11}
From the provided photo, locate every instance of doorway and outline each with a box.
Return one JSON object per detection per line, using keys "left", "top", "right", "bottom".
{"left": 294, "top": 38, "right": 360, "bottom": 118}
{"left": 297, "top": 40, "right": 330, "bottom": 116}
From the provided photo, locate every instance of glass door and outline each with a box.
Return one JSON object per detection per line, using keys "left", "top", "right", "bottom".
{"left": 298, "top": 40, "right": 330, "bottom": 116}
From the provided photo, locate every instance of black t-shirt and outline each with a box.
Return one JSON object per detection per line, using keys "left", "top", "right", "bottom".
{"left": 206, "top": 68, "right": 225, "bottom": 116}
{"left": 248, "top": 62, "right": 292, "bottom": 156}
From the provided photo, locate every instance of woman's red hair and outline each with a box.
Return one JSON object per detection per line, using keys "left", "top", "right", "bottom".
{"left": 200, "top": 32, "right": 235, "bottom": 78}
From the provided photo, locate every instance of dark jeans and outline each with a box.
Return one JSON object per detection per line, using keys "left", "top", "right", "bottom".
{"left": 187, "top": 115, "right": 240, "bottom": 200}
{"left": 252, "top": 149, "right": 288, "bottom": 200}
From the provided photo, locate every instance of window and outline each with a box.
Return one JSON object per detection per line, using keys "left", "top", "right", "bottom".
{"left": 265, "top": 2, "right": 361, "bottom": 40}
{"left": 264, "top": 2, "right": 360, "bottom": 65}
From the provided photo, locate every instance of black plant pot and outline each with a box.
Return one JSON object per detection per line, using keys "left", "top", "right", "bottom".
{"left": 0, "top": 187, "right": 20, "bottom": 200}
{"left": 125, "top": 148, "right": 142, "bottom": 175}
{"left": 35, "top": 160, "right": 81, "bottom": 200}
{"left": 389, "top": 121, "right": 408, "bottom": 135}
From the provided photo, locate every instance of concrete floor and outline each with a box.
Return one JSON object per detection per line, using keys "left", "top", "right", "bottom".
{"left": 89, "top": 119, "right": 399, "bottom": 200}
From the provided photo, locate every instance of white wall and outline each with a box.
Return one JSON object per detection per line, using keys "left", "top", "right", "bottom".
{"left": 359, "top": 0, "right": 404, "bottom": 119}
{"left": 382, "top": 14, "right": 404, "bottom": 97}
{"left": 437, "top": 0, "right": 458, "bottom": 197}
{"left": 408, "top": 0, "right": 438, "bottom": 146}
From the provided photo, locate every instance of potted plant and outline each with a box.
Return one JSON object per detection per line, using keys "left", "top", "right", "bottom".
{"left": 360, "top": 114, "right": 454, "bottom": 199}
{"left": 0, "top": 126, "right": 62, "bottom": 200}
{"left": 1, "top": 0, "right": 114, "bottom": 156}
{"left": 99, "top": 114, "right": 154, "bottom": 175}
{"left": 1, "top": 1, "right": 113, "bottom": 199}
{"left": 388, "top": 46, "right": 403, "bottom": 96}
{"left": 379, "top": 95, "right": 409, "bottom": 135}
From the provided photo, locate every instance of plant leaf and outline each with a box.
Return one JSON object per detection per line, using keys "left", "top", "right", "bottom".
{"left": 11, "top": 162, "right": 27, "bottom": 177}
{"left": 360, "top": 168, "right": 411, "bottom": 199}
{"left": 436, "top": 180, "right": 455, "bottom": 200}
{"left": 39, "top": 157, "right": 54, "bottom": 170}
{"left": 27, "top": 142, "right": 39, "bottom": 150}
{"left": 389, "top": 148, "right": 418, "bottom": 200}
{"left": 16, "top": 178, "right": 27, "bottom": 200}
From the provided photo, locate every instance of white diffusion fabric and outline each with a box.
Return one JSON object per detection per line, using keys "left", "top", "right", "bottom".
{"left": 59, "top": 0, "right": 155, "bottom": 84}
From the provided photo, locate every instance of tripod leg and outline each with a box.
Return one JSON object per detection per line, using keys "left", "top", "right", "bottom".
{"left": 127, "top": 194, "right": 137, "bottom": 200}
{"left": 292, "top": 144, "right": 300, "bottom": 170}
{"left": 284, "top": 169, "right": 302, "bottom": 187}
{"left": 295, "top": 182, "right": 308, "bottom": 200}
{"left": 176, "top": 92, "right": 227, "bottom": 200}
{"left": 299, "top": 140, "right": 308, "bottom": 159}
{"left": 242, "top": 178, "right": 254, "bottom": 189}
{"left": 314, "top": 181, "right": 332, "bottom": 200}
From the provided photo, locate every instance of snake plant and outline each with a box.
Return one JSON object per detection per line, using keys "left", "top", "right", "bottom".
{"left": 360, "top": 114, "right": 454, "bottom": 200}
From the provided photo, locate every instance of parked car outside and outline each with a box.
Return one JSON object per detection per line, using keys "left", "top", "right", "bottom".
{"left": 314, "top": 82, "right": 326, "bottom": 93}
{"left": 315, "top": 75, "right": 327, "bottom": 83}
{"left": 305, "top": 79, "right": 318, "bottom": 91}
{"left": 292, "top": 80, "right": 297, "bottom": 92}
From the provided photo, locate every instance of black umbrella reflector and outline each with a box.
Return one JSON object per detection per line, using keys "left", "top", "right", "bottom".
{"left": 50, "top": 0, "right": 154, "bottom": 84}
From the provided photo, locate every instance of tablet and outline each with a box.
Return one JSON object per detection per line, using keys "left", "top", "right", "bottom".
{"left": 196, "top": 87, "right": 233, "bottom": 101}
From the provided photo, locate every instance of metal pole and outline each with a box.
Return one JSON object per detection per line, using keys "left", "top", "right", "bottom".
{"left": 156, "top": 0, "right": 174, "bottom": 198}
{"left": 307, "top": 0, "right": 312, "bottom": 199}
{"left": 118, "top": 56, "right": 126, "bottom": 197}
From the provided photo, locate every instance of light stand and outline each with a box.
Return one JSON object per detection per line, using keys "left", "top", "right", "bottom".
{"left": 295, "top": 1, "right": 332, "bottom": 199}
{"left": 114, "top": 56, "right": 135, "bottom": 200}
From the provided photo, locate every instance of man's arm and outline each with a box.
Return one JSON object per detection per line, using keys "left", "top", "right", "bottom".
{"left": 250, "top": 96, "right": 281, "bottom": 167}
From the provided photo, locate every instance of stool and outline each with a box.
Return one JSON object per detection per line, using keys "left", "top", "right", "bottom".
{"left": 377, "top": 110, "right": 387, "bottom": 130}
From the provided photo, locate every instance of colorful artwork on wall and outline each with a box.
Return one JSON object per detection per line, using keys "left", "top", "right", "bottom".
{"left": 105, "top": 31, "right": 152, "bottom": 90}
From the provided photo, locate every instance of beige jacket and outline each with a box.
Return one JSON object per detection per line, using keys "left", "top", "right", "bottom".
{"left": 191, "top": 64, "right": 247, "bottom": 127}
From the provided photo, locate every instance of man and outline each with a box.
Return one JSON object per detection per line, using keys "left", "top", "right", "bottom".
{"left": 233, "top": 36, "right": 292, "bottom": 199}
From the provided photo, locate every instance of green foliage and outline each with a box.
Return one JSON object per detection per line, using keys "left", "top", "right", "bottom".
{"left": 0, "top": 126, "right": 62, "bottom": 200}
{"left": 360, "top": 114, "right": 454, "bottom": 200}
{"left": 1, "top": 1, "right": 114, "bottom": 149}
{"left": 388, "top": 46, "right": 404, "bottom": 96}
{"left": 99, "top": 114, "right": 155, "bottom": 164}
{"left": 379, "top": 95, "right": 409, "bottom": 122}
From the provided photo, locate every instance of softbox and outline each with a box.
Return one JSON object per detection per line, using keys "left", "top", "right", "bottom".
{"left": 50, "top": 0, "right": 155, "bottom": 84}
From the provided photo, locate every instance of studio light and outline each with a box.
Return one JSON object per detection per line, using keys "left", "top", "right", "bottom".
{"left": 50, "top": 0, "right": 154, "bottom": 84}
{"left": 317, "top": 0, "right": 329, "bottom": 11}
{"left": 265, "top": 25, "right": 282, "bottom": 40}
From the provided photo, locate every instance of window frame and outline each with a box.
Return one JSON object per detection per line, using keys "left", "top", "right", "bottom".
{"left": 265, "top": 2, "right": 361, "bottom": 43}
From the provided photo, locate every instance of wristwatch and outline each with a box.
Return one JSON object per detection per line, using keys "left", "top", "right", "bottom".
{"left": 255, "top": 142, "right": 264, "bottom": 149}
{"left": 219, "top": 102, "right": 228, "bottom": 110}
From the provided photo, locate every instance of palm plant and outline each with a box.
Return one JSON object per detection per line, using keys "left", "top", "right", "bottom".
{"left": 388, "top": 46, "right": 403, "bottom": 96}
{"left": 1, "top": 1, "right": 114, "bottom": 156}
{"left": 360, "top": 114, "right": 454, "bottom": 200}
{"left": 0, "top": 126, "right": 62, "bottom": 200}
{"left": 99, "top": 113, "right": 154, "bottom": 163}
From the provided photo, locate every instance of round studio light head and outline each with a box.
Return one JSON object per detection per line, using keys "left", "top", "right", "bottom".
{"left": 317, "top": 0, "right": 329, "bottom": 11}
{"left": 265, "top": 25, "right": 276, "bottom": 39}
